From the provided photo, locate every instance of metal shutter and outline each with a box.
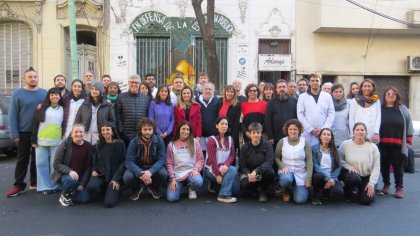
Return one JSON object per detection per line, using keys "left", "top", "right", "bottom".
{"left": 368, "top": 76, "right": 410, "bottom": 108}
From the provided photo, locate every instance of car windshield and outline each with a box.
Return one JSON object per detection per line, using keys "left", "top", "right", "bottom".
{"left": 0, "top": 95, "right": 10, "bottom": 114}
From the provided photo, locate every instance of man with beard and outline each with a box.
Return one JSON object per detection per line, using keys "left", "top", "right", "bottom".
{"left": 287, "top": 81, "right": 298, "bottom": 99}
{"left": 297, "top": 78, "right": 309, "bottom": 96}
{"left": 265, "top": 79, "right": 298, "bottom": 149}
{"left": 7, "top": 67, "right": 47, "bottom": 197}
{"left": 83, "top": 71, "right": 95, "bottom": 94}
{"left": 297, "top": 73, "right": 335, "bottom": 145}
{"left": 144, "top": 73, "right": 158, "bottom": 98}
{"left": 54, "top": 74, "right": 70, "bottom": 98}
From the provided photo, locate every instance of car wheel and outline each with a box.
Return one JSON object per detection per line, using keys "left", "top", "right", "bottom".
{"left": 2, "top": 147, "right": 17, "bottom": 157}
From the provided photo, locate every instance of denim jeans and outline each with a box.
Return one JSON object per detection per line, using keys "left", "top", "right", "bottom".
{"left": 86, "top": 176, "right": 121, "bottom": 208}
{"left": 123, "top": 168, "right": 168, "bottom": 192}
{"left": 61, "top": 175, "right": 90, "bottom": 203}
{"left": 279, "top": 172, "right": 308, "bottom": 204}
{"left": 204, "top": 166, "right": 240, "bottom": 197}
{"left": 166, "top": 175, "right": 203, "bottom": 202}
{"left": 35, "top": 145, "right": 59, "bottom": 191}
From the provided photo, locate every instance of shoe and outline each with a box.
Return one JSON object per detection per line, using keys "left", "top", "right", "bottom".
{"left": 130, "top": 186, "right": 143, "bottom": 201}
{"left": 208, "top": 182, "right": 216, "bottom": 194}
{"left": 382, "top": 184, "right": 390, "bottom": 195}
{"left": 188, "top": 188, "right": 197, "bottom": 199}
{"left": 375, "top": 189, "right": 384, "bottom": 196}
{"left": 394, "top": 186, "right": 404, "bottom": 198}
{"left": 59, "top": 194, "right": 73, "bottom": 207}
{"left": 147, "top": 186, "right": 161, "bottom": 199}
{"left": 258, "top": 193, "right": 268, "bottom": 202}
{"left": 312, "top": 198, "right": 322, "bottom": 205}
{"left": 29, "top": 184, "right": 37, "bottom": 190}
{"left": 6, "top": 186, "right": 25, "bottom": 197}
{"left": 42, "top": 190, "right": 52, "bottom": 195}
{"left": 217, "top": 195, "right": 237, "bottom": 203}
{"left": 282, "top": 191, "right": 291, "bottom": 202}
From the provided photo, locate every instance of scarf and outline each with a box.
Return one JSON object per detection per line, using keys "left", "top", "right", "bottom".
{"left": 355, "top": 94, "right": 379, "bottom": 108}
{"left": 138, "top": 136, "right": 153, "bottom": 169}
{"left": 71, "top": 92, "right": 84, "bottom": 102}
{"left": 107, "top": 94, "right": 118, "bottom": 102}
{"left": 333, "top": 96, "right": 347, "bottom": 111}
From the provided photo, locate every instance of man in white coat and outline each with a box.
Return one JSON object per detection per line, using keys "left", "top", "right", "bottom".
{"left": 297, "top": 73, "right": 335, "bottom": 145}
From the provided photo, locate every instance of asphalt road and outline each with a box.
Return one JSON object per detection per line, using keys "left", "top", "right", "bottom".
{"left": 1, "top": 154, "right": 420, "bottom": 236}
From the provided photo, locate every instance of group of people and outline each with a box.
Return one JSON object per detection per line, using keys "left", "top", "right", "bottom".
{"left": 6, "top": 68, "right": 413, "bottom": 207}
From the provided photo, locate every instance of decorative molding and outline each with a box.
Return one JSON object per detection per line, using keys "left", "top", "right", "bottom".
{"left": 255, "top": 8, "right": 292, "bottom": 37}
{"left": 0, "top": 2, "right": 17, "bottom": 18}
{"left": 0, "top": 1, "right": 44, "bottom": 31}
{"left": 57, "top": 0, "right": 103, "bottom": 20}
{"left": 176, "top": 0, "right": 188, "bottom": 18}
{"left": 116, "top": 0, "right": 128, "bottom": 23}
{"left": 238, "top": 0, "right": 247, "bottom": 24}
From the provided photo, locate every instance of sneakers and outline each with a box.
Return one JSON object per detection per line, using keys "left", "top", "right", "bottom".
{"left": 59, "top": 194, "right": 73, "bottom": 207}
{"left": 395, "top": 186, "right": 404, "bottom": 198}
{"left": 29, "top": 184, "right": 37, "bottom": 190}
{"left": 188, "top": 188, "right": 197, "bottom": 199}
{"left": 208, "top": 182, "right": 216, "bottom": 194}
{"left": 375, "top": 189, "right": 384, "bottom": 196}
{"left": 130, "top": 186, "right": 144, "bottom": 201}
{"left": 217, "top": 195, "right": 237, "bottom": 203}
{"left": 282, "top": 191, "right": 291, "bottom": 202}
{"left": 382, "top": 184, "right": 390, "bottom": 195}
{"left": 258, "top": 193, "right": 268, "bottom": 202}
{"left": 312, "top": 197, "right": 322, "bottom": 205}
{"left": 147, "top": 186, "right": 161, "bottom": 199}
{"left": 6, "top": 186, "right": 25, "bottom": 197}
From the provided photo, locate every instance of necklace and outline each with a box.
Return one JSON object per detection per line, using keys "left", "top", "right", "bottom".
{"left": 320, "top": 146, "right": 330, "bottom": 153}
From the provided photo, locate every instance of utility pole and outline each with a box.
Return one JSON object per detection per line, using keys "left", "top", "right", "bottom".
{"left": 69, "top": 0, "right": 79, "bottom": 80}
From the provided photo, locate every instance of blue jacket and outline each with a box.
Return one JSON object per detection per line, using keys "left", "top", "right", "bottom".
{"left": 125, "top": 134, "right": 166, "bottom": 177}
{"left": 312, "top": 144, "right": 341, "bottom": 181}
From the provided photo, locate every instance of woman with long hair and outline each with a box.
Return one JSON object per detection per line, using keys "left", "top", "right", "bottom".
{"left": 86, "top": 122, "right": 126, "bottom": 207}
{"left": 346, "top": 82, "right": 360, "bottom": 100}
{"left": 219, "top": 85, "right": 241, "bottom": 156}
{"left": 148, "top": 85, "right": 175, "bottom": 146}
{"left": 311, "top": 128, "right": 343, "bottom": 205}
{"left": 330, "top": 83, "right": 350, "bottom": 147}
{"left": 262, "top": 83, "right": 274, "bottom": 101}
{"left": 31, "top": 88, "right": 64, "bottom": 194}
{"left": 173, "top": 86, "right": 202, "bottom": 140}
{"left": 139, "top": 81, "right": 153, "bottom": 100}
{"left": 339, "top": 123, "right": 380, "bottom": 205}
{"left": 378, "top": 87, "right": 413, "bottom": 198}
{"left": 62, "top": 79, "right": 85, "bottom": 139}
{"left": 75, "top": 82, "right": 116, "bottom": 145}
{"left": 166, "top": 121, "right": 204, "bottom": 202}
{"left": 349, "top": 79, "right": 381, "bottom": 143}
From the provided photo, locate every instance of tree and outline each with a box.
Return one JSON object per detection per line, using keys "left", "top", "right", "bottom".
{"left": 192, "top": 0, "right": 220, "bottom": 90}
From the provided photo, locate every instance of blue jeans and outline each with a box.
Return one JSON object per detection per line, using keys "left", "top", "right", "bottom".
{"left": 86, "top": 176, "right": 121, "bottom": 208}
{"left": 166, "top": 175, "right": 203, "bottom": 202}
{"left": 204, "top": 166, "right": 239, "bottom": 197}
{"left": 35, "top": 146, "right": 59, "bottom": 191}
{"left": 61, "top": 175, "right": 90, "bottom": 203}
{"left": 279, "top": 172, "right": 308, "bottom": 204}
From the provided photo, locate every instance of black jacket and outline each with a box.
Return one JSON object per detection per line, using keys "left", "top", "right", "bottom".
{"left": 220, "top": 101, "right": 241, "bottom": 152}
{"left": 114, "top": 92, "right": 150, "bottom": 141}
{"left": 75, "top": 98, "right": 116, "bottom": 132}
{"left": 265, "top": 96, "right": 298, "bottom": 141}
{"left": 239, "top": 140, "right": 274, "bottom": 175}
{"left": 92, "top": 140, "right": 126, "bottom": 183}
{"left": 195, "top": 96, "right": 220, "bottom": 137}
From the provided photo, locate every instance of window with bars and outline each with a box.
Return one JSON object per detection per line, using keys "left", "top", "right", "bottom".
{"left": 0, "top": 22, "right": 32, "bottom": 95}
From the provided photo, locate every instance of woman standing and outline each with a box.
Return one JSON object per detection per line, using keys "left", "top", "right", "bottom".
{"left": 166, "top": 121, "right": 204, "bottom": 202}
{"left": 86, "top": 122, "right": 126, "bottom": 207}
{"left": 205, "top": 117, "right": 238, "bottom": 203}
{"left": 148, "top": 85, "right": 175, "bottom": 146}
{"left": 106, "top": 81, "right": 121, "bottom": 105}
{"left": 219, "top": 85, "right": 241, "bottom": 155}
{"left": 139, "top": 82, "right": 153, "bottom": 100}
{"left": 75, "top": 82, "right": 116, "bottom": 145}
{"left": 311, "top": 128, "right": 343, "bottom": 205}
{"left": 330, "top": 83, "right": 350, "bottom": 147}
{"left": 262, "top": 83, "right": 274, "bottom": 101}
{"left": 173, "top": 86, "right": 202, "bottom": 140}
{"left": 339, "top": 123, "right": 380, "bottom": 205}
{"left": 275, "top": 119, "right": 313, "bottom": 204}
{"left": 349, "top": 79, "right": 381, "bottom": 143}
{"left": 241, "top": 83, "right": 267, "bottom": 143}
{"left": 62, "top": 79, "right": 85, "bottom": 139}
{"left": 379, "top": 87, "right": 413, "bottom": 198}
{"left": 31, "top": 88, "right": 64, "bottom": 194}
{"left": 346, "top": 82, "right": 360, "bottom": 100}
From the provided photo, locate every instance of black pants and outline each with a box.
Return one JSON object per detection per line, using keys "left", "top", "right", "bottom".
{"left": 86, "top": 176, "right": 121, "bottom": 208}
{"left": 312, "top": 172, "right": 343, "bottom": 200}
{"left": 14, "top": 132, "right": 36, "bottom": 188}
{"left": 341, "top": 170, "right": 375, "bottom": 205}
{"left": 379, "top": 144, "right": 404, "bottom": 187}
{"left": 240, "top": 168, "right": 275, "bottom": 194}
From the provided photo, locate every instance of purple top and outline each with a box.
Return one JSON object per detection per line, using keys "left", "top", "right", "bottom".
{"left": 148, "top": 100, "right": 175, "bottom": 135}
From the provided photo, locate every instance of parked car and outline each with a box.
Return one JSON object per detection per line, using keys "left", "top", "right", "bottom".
{"left": 412, "top": 120, "right": 420, "bottom": 157}
{"left": 0, "top": 94, "right": 16, "bottom": 156}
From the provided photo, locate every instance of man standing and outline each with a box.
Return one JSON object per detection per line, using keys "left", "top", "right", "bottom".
{"left": 123, "top": 118, "right": 167, "bottom": 200}
{"left": 114, "top": 74, "right": 150, "bottom": 147}
{"left": 7, "top": 67, "right": 47, "bottom": 197}
{"left": 193, "top": 72, "right": 209, "bottom": 97}
{"left": 101, "top": 74, "right": 112, "bottom": 95}
{"left": 265, "top": 79, "right": 298, "bottom": 149}
{"left": 233, "top": 79, "right": 246, "bottom": 103}
{"left": 170, "top": 74, "right": 185, "bottom": 104}
{"left": 144, "top": 73, "right": 158, "bottom": 98}
{"left": 297, "top": 73, "right": 335, "bottom": 145}
{"left": 84, "top": 71, "right": 95, "bottom": 94}
{"left": 297, "top": 78, "right": 309, "bottom": 96}
{"left": 287, "top": 81, "right": 298, "bottom": 98}
{"left": 54, "top": 74, "right": 70, "bottom": 98}
{"left": 195, "top": 82, "right": 220, "bottom": 153}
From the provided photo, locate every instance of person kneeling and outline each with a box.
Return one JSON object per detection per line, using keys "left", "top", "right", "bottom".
{"left": 52, "top": 124, "right": 95, "bottom": 207}
{"left": 123, "top": 118, "right": 168, "bottom": 200}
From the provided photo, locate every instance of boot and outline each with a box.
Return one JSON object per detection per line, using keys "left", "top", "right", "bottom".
{"left": 382, "top": 183, "right": 390, "bottom": 195}
{"left": 394, "top": 186, "right": 404, "bottom": 198}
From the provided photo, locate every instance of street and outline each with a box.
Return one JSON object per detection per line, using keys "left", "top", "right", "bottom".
{"left": 1, "top": 154, "right": 420, "bottom": 236}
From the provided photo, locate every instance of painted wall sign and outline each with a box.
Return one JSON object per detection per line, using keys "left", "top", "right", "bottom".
{"left": 258, "top": 54, "right": 291, "bottom": 71}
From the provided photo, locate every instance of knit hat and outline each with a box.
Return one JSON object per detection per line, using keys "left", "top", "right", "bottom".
{"left": 91, "top": 81, "right": 104, "bottom": 94}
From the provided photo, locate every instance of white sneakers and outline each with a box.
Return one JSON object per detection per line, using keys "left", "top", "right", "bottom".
{"left": 188, "top": 187, "right": 197, "bottom": 199}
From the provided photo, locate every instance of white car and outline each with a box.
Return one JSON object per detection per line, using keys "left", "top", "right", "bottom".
{"left": 412, "top": 120, "right": 420, "bottom": 157}
{"left": 0, "top": 94, "right": 16, "bottom": 156}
